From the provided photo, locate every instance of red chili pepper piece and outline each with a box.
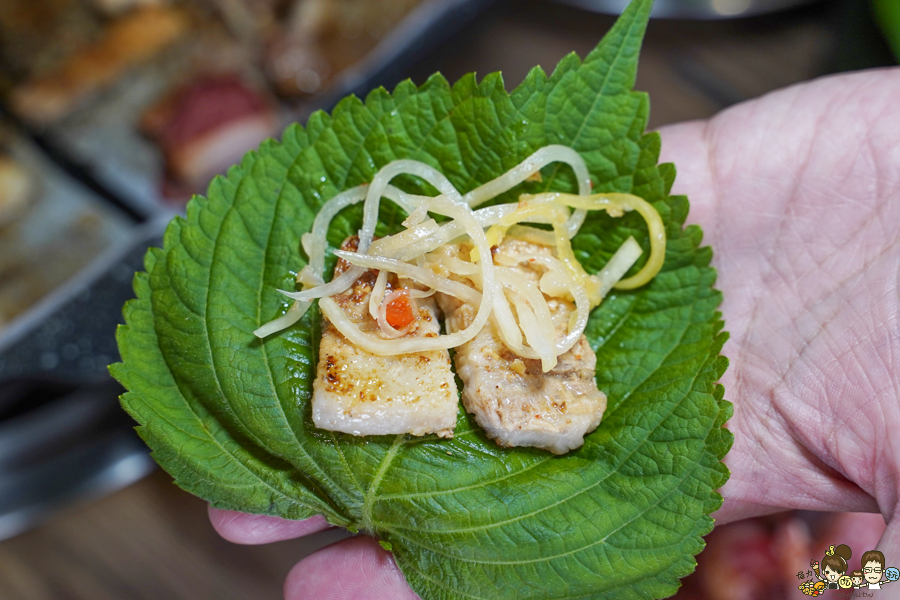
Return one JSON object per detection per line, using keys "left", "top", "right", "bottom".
{"left": 385, "top": 290, "right": 415, "bottom": 329}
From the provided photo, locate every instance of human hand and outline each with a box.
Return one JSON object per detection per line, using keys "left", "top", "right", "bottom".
{"left": 210, "top": 68, "right": 900, "bottom": 599}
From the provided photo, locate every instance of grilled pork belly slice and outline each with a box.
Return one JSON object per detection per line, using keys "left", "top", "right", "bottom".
{"left": 436, "top": 239, "right": 607, "bottom": 454}
{"left": 140, "top": 75, "right": 277, "bottom": 195}
{"left": 312, "top": 237, "right": 458, "bottom": 437}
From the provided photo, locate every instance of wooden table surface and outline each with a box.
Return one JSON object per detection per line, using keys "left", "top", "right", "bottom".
{"left": 0, "top": 1, "right": 854, "bottom": 598}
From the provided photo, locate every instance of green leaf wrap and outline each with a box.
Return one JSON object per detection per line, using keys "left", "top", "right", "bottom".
{"left": 111, "top": 0, "right": 732, "bottom": 597}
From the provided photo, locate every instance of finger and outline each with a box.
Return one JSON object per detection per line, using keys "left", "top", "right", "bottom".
{"left": 285, "top": 536, "right": 420, "bottom": 600}
{"left": 876, "top": 519, "right": 900, "bottom": 569}
{"left": 208, "top": 507, "right": 332, "bottom": 545}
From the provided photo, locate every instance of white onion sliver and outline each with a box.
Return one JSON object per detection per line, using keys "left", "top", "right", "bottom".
{"left": 333, "top": 250, "right": 481, "bottom": 306}
{"left": 256, "top": 185, "right": 367, "bottom": 338}
{"left": 386, "top": 162, "right": 463, "bottom": 201}
{"left": 308, "top": 186, "right": 368, "bottom": 278}
{"left": 297, "top": 268, "right": 324, "bottom": 287}
{"left": 369, "top": 270, "right": 389, "bottom": 321}
{"left": 496, "top": 269, "right": 553, "bottom": 340}
{"left": 360, "top": 162, "right": 463, "bottom": 255}
{"left": 428, "top": 254, "right": 478, "bottom": 276}
{"left": 253, "top": 300, "right": 311, "bottom": 338}
{"left": 280, "top": 266, "right": 363, "bottom": 301}
{"left": 462, "top": 145, "right": 591, "bottom": 207}
{"left": 598, "top": 236, "right": 643, "bottom": 298}
{"left": 301, "top": 233, "right": 314, "bottom": 257}
{"left": 388, "top": 221, "right": 466, "bottom": 262}
{"left": 539, "top": 271, "right": 571, "bottom": 299}
{"left": 510, "top": 294, "right": 557, "bottom": 372}
{"left": 401, "top": 203, "right": 429, "bottom": 227}
{"left": 491, "top": 289, "right": 524, "bottom": 351}
{"left": 382, "top": 184, "right": 430, "bottom": 214}
{"left": 369, "top": 219, "right": 440, "bottom": 257}
{"left": 497, "top": 269, "right": 556, "bottom": 370}
{"left": 473, "top": 204, "right": 518, "bottom": 227}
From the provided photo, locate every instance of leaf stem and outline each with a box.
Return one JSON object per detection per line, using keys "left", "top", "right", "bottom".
{"left": 361, "top": 434, "right": 404, "bottom": 532}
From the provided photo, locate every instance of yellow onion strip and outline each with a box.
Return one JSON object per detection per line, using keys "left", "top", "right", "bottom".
{"left": 497, "top": 268, "right": 557, "bottom": 371}
{"left": 494, "top": 253, "right": 590, "bottom": 357}
{"left": 522, "top": 192, "right": 666, "bottom": 290}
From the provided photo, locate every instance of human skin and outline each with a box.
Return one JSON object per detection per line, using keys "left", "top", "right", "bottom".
{"left": 209, "top": 68, "right": 900, "bottom": 599}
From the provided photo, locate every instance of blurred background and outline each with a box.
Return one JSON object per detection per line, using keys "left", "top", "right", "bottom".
{"left": 0, "top": 0, "right": 896, "bottom": 598}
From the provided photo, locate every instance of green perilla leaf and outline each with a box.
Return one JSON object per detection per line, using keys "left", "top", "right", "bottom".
{"left": 111, "top": 1, "right": 731, "bottom": 597}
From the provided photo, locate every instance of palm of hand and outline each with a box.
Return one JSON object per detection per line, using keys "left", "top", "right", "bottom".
{"left": 212, "top": 69, "right": 900, "bottom": 599}
{"left": 660, "top": 69, "right": 900, "bottom": 532}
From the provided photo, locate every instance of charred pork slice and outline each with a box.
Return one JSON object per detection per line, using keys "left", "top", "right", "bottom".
{"left": 436, "top": 239, "right": 607, "bottom": 454}
{"left": 312, "top": 237, "right": 458, "bottom": 437}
